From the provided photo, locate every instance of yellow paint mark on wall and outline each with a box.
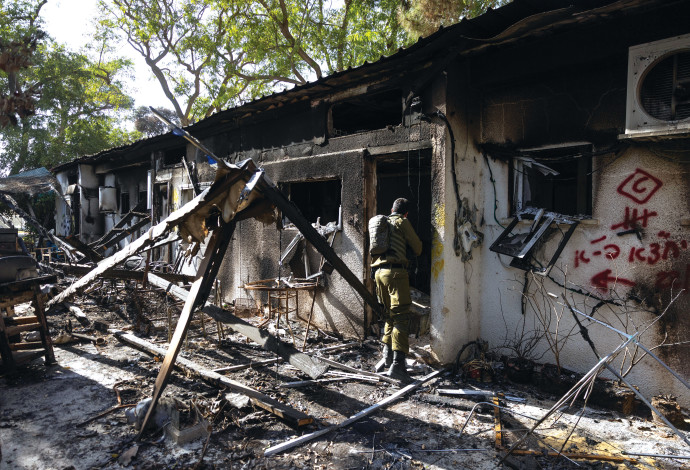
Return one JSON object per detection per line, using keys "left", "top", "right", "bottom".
{"left": 172, "top": 187, "right": 180, "bottom": 209}
{"left": 431, "top": 236, "right": 444, "bottom": 280}
{"left": 433, "top": 203, "right": 446, "bottom": 228}
{"left": 431, "top": 204, "right": 446, "bottom": 280}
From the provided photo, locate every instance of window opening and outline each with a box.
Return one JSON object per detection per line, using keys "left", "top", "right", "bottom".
{"left": 511, "top": 144, "right": 592, "bottom": 217}
{"left": 283, "top": 179, "right": 341, "bottom": 226}
{"left": 331, "top": 89, "right": 402, "bottom": 137}
{"left": 120, "top": 192, "right": 130, "bottom": 214}
{"left": 163, "top": 146, "right": 186, "bottom": 166}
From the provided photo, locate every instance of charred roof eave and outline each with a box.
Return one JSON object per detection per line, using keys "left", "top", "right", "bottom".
{"left": 52, "top": 0, "right": 673, "bottom": 172}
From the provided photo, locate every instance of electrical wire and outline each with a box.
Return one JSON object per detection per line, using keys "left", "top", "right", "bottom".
{"left": 483, "top": 152, "right": 505, "bottom": 228}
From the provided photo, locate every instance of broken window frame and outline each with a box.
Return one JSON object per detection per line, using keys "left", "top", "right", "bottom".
{"left": 490, "top": 206, "right": 579, "bottom": 275}
{"left": 280, "top": 179, "right": 343, "bottom": 229}
{"left": 510, "top": 143, "right": 593, "bottom": 217}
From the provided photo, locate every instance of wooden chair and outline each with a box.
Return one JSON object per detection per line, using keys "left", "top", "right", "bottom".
{"left": 0, "top": 275, "right": 57, "bottom": 372}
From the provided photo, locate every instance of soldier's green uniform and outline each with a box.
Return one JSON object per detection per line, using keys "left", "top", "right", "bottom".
{"left": 371, "top": 213, "right": 422, "bottom": 354}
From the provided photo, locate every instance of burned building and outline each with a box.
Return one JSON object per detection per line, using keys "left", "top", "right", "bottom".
{"left": 52, "top": 0, "right": 690, "bottom": 408}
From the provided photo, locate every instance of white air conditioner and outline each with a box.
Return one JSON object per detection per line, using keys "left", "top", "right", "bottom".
{"left": 625, "top": 33, "right": 690, "bottom": 136}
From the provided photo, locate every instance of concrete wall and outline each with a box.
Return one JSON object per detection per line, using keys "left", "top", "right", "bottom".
{"left": 78, "top": 164, "right": 101, "bottom": 244}
{"left": 437, "top": 31, "right": 690, "bottom": 406}
{"left": 216, "top": 123, "right": 436, "bottom": 339}
{"left": 55, "top": 172, "right": 71, "bottom": 237}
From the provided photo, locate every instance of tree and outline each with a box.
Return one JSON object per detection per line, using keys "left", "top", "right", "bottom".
{"left": 98, "top": 0, "right": 410, "bottom": 126}
{"left": 0, "top": 1, "right": 137, "bottom": 175}
{"left": 399, "top": 0, "right": 510, "bottom": 39}
{"left": 0, "top": 0, "right": 46, "bottom": 128}
{"left": 133, "top": 105, "right": 179, "bottom": 136}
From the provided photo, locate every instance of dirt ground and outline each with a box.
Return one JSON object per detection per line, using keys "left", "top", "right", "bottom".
{"left": 1, "top": 283, "right": 689, "bottom": 470}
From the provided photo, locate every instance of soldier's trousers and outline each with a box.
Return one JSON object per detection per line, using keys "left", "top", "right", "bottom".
{"left": 374, "top": 267, "right": 411, "bottom": 354}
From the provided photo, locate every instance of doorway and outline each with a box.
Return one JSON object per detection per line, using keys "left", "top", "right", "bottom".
{"left": 376, "top": 149, "right": 432, "bottom": 294}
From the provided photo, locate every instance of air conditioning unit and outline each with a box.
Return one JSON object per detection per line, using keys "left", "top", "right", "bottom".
{"left": 625, "top": 33, "right": 690, "bottom": 136}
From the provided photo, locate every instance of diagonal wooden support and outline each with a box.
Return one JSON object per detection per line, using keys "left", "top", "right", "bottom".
{"left": 256, "top": 176, "right": 382, "bottom": 318}
{"left": 137, "top": 220, "right": 236, "bottom": 439}
{"left": 89, "top": 200, "right": 147, "bottom": 249}
{"left": 94, "top": 216, "right": 151, "bottom": 254}
{"left": 64, "top": 235, "right": 103, "bottom": 262}
{"left": 115, "top": 331, "right": 313, "bottom": 427}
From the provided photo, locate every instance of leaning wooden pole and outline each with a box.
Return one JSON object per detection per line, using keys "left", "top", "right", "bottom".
{"left": 257, "top": 175, "right": 382, "bottom": 318}
{"left": 114, "top": 331, "right": 313, "bottom": 426}
{"left": 264, "top": 369, "right": 443, "bottom": 456}
{"left": 137, "top": 220, "right": 237, "bottom": 439}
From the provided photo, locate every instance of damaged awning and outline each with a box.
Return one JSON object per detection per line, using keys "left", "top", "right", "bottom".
{"left": 0, "top": 167, "right": 62, "bottom": 196}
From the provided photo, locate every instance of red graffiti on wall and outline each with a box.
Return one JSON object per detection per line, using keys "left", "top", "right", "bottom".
{"left": 626, "top": 239, "right": 688, "bottom": 266}
{"left": 575, "top": 236, "right": 623, "bottom": 266}
{"left": 570, "top": 168, "right": 688, "bottom": 296}
{"left": 617, "top": 168, "right": 663, "bottom": 204}
{"left": 610, "top": 207, "right": 658, "bottom": 230}
{"left": 591, "top": 269, "right": 636, "bottom": 291}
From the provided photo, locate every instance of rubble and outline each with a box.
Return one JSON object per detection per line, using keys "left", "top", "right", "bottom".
{"left": 2, "top": 274, "right": 690, "bottom": 468}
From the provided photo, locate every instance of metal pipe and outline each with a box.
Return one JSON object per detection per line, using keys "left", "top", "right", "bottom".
{"left": 634, "top": 342, "right": 690, "bottom": 391}
{"left": 604, "top": 364, "right": 690, "bottom": 448}
{"left": 564, "top": 302, "right": 690, "bottom": 391}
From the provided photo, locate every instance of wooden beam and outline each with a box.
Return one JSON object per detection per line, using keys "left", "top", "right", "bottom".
{"left": 94, "top": 217, "right": 151, "bottom": 254}
{"left": 264, "top": 369, "right": 443, "bottom": 456}
{"left": 137, "top": 220, "right": 237, "bottom": 439}
{"left": 56, "top": 263, "right": 194, "bottom": 284}
{"left": 64, "top": 235, "right": 103, "bottom": 262}
{"left": 114, "top": 331, "right": 313, "bottom": 427}
{"left": 257, "top": 177, "right": 382, "bottom": 317}
{"left": 89, "top": 200, "right": 147, "bottom": 249}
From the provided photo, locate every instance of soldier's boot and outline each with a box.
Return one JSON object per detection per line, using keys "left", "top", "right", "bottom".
{"left": 387, "top": 350, "right": 414, "bottom": 384}
{"left": 374, "top": 343, "right": 393, "bottom": 373}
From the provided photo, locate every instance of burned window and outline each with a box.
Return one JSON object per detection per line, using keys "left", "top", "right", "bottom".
{"left": 163, "top": 146, "right": 186, "bottom": 166}
{"left": 120, "top": 192, "right": 130, "bottom": 214}
{"left": 283, "top": 179, "right": 341, "bottom": 225}
{"left": 330, "top": 89, "right": 402, "bottom": 137}
{"left": 511, "top": 144, "right": 592, "bottom": 216}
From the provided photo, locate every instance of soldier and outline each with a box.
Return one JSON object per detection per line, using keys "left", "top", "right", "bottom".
{"left": 371, "top": 197, "right": 422, "bottom": 383}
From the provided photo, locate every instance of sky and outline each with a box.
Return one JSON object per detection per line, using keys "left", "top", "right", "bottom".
{"left": 41, "top": 0, "right": 171, "bottom": 110}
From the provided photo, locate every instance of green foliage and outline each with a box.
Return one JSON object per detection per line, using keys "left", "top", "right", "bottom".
{"left": 134, "top": 106, "right": 179, "bottom": 136}
{"left": 0, "top": 1, "right": 137, "bottom": 175}
{"left": 98, "top": 0, "right": 413, "bottom": 125}
{"left": 399, "top": 0, "right": 510, "bottom": 39}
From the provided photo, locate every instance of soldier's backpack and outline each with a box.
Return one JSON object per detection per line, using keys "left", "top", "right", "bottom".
{"left": 368, "top": 215, "right": 391, "bottom": 255}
